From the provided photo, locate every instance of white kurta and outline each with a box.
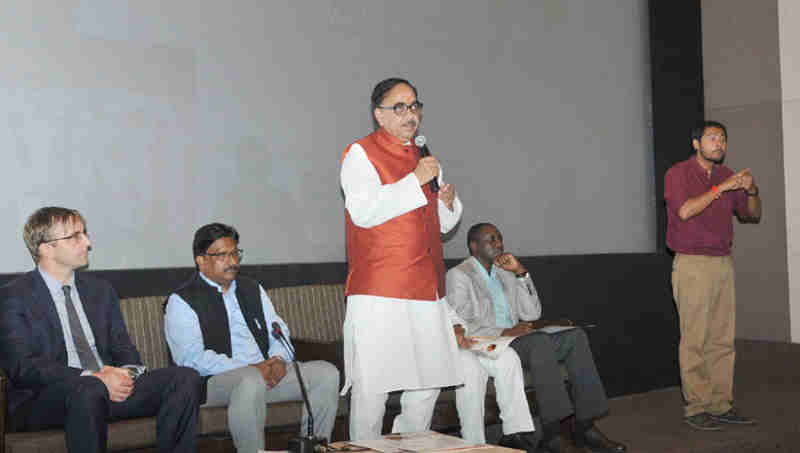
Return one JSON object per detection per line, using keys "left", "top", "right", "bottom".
{"left": 340, "top": 143, "right": 464, "bottom": 396}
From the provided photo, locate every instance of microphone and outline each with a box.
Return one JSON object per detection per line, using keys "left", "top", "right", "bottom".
{"left": 271, "top": 322, "right": 323, "bottom": 453}
{"left": 414, "top": 135, "right": 440, "bottom": 193}
{"left": 271, "top": 322, "right": 297, "bottom": 359}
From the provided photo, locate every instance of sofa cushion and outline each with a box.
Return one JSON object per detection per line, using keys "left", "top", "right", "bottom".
{"left": 198, "top": 402, "right": 303, "bottom": 435}
{"left": 198, "top": 397, "right": 349, "bottom": 437}
{"left": 5, "top": 416, "right": 157, "bottom": 453}
{"left": 118, "top": 295, "right": 171, "bottom": 370}
{"left": 267, "top": 284, "right": 345, "bottom": 343}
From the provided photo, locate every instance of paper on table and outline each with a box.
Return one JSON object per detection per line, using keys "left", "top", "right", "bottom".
{"left": 350, "top": 431, "right": 491, "bottom": 453}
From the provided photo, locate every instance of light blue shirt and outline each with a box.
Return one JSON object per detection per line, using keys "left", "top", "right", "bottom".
{"left": 38, "top": 266, "right": 105, "bottom": 373}
{"left": 470, "top": 257, "right": 514, "bottom": 328}
{"left": 164, "top": 273, "right": 292, "bottom": 377}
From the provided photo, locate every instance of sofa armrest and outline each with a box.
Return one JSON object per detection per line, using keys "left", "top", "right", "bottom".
{"left": 292, "top": 340, "right": 343, "bottom": 377}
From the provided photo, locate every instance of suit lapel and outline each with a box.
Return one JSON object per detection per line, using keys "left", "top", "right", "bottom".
{"left": 30, "top": 270, "right": 68, "bottom": 362}
{"left": 465, "top": 259, "right": 519, "bottom": 325}
{"left": 463, "top": 258, "right": 492, "bottom": 302}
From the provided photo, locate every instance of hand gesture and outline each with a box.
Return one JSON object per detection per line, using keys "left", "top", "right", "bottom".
{"left": 453, "top": 324, "right": 476, "bottom": 349}
{"left": 720, "top": 168, "right": 751, "bottom": 192}
{"left": 254, "top": 357, "right": 288, "bottom": 388}
{"left": 414, "top": 156, "right": 440, "bottom": 185}
{"left": 739, "top": 169, "right": 756, "bottom": 194}
{"left": 438, "top": 183, "right": 456, "bottom": 210}
{"left": 92, "top": 366, "right": 134, "bottom": 402}
{"left": 494, "top": 253, "right": 526, "bottom": 276}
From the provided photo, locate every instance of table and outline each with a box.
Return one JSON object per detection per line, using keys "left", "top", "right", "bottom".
{"left": 328, "top": 431, "right": 524, "bottom": 453}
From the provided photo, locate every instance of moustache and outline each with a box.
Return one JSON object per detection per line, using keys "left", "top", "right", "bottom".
{"left": 225, "top": 265, "right": 240, "bottom": 273}
{"left": 404, "top": 119, "right": 417, "bottom": 128}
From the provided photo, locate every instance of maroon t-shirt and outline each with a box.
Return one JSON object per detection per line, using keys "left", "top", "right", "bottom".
{"left": 664, "top": 157, "right": 749, "bottom": 256}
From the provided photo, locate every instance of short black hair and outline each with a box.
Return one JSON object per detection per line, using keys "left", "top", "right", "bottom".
{"left": 193, "top": 223, "right": 239, "bottom": 258}
{"left": 370, "top": 77, "right": 418, "bottom": 129}
{"left": 466, "top": 222, "right": 494, "bottom": 255}
{"left": 690, "top": 120, "right": 727, "bottom": 144}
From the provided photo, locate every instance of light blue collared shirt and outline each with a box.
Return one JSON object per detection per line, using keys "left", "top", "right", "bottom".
{"left": 164, "top": 273, "right": 293, "bottom": 377}
{"left": 470, "top": 257, "right": 514, "bottom": 328}
{"left": 37, "top": 266, "right": 105, "bottom": 373}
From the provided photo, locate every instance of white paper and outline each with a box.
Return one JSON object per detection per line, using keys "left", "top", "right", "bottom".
{"left": 533, "top": 325, "right": 576, "bottom": 334}
{"left": 470, "top": 326, "right": 578, "bottom": 359}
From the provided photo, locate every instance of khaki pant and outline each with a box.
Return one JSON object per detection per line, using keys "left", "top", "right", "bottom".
{"left": 671, "top": 254, "right": 736, "bottom": 417}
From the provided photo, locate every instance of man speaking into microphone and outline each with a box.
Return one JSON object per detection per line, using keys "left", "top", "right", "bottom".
{"left": 165, "top": 223, "right": 339, "bottom": 453}
{"left": 340, "top": 77, "right": 468, "bottom": 441}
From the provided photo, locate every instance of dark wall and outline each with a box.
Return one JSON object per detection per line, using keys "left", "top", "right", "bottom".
{"left": 517, "top": 254, "right": 680, "bottom": 397}
{"left": 650, "top": 0, "right": 706, "bottom": 251}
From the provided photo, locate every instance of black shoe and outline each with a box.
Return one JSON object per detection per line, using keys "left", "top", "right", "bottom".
{"left": 684, "top": 413, "right": 723, "bottom": 431}
{"left": 709, "top": 408, "right": 756, "bottom": 425}
{"left": 498, "top": 431, "right": 541, "bottom": 453}
{"left": 573, "top": 426, "right": 627, "bottom": 453}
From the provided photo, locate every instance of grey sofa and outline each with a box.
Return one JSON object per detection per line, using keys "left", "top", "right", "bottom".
{"left": 0, "top": 282, "right": 536, "bottom": 453}
{"left": 0, "top": 284, "right": 349, "bottom": 453}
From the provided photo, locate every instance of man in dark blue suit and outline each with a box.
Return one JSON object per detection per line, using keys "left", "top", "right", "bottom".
{"left": 0, "top": 207, "right": 202, "bottom": 453}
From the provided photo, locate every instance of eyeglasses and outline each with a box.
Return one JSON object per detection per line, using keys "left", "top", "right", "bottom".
{"left": 703, "top": 133, "right": 726, "bottom": 143}
{"left": 43, "top": 229, "right": 89, "bottom": 244}
{"left": 204, "top": 248, "right": 244, "bottom": 261}
{"left": 376, "top": 101, "right": 423, "bottom": 116}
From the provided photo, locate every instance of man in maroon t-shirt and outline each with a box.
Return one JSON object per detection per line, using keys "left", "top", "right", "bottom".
{"left": 664, "top": 121, "right": 761, "bottom": 431}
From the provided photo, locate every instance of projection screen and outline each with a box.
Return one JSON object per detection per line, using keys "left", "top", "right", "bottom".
{"left": 1, "top": 0, "right": 654, "bottom": 272}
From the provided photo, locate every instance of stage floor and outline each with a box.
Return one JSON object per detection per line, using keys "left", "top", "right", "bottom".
{"left": 593, "top": 339, "right": 800, "bottom": 453}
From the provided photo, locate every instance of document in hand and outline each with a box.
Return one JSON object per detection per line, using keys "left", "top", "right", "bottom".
{"left": 468, "top": 336, "right": 516, "bottom": 359}
{"left": 469, "top": 326, "right": 579, "bottom": 359}
{"left": 532, "top": 325, "right": 577, "bottom": 335}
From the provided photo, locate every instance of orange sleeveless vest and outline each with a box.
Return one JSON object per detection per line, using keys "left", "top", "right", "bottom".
{"left": 343, "top": 128, "right": 445, "bottom": 301}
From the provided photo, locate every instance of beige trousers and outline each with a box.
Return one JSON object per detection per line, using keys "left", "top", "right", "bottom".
{"left": 671, "top": 254, "right": 736, "bottom": 417}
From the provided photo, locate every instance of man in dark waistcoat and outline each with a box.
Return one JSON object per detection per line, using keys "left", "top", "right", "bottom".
{"left": 164, "top": 223, "right": 339, "bottom": 453}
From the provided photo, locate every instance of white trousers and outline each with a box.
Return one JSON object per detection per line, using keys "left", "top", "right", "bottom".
{"left": 455, "top": 348, "right": 535, "bottom": 443}
{"left": 344, "top": 295, "right": 464, "bottom": 441}
{"left": 350, "top": 386, "right": 441, "bottom": 441}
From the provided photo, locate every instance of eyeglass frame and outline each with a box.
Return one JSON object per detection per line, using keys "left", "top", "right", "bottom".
{"left": 375, "top": 101, "right": 424, "bottom": 116}
{"left": 203, "top": 248, "right": 245, "bottom": 261}
{"left": 701, "top": 133, "right": 727, "bottom": 143}
{"left": 42, "top": 229, "right": 90, "bottom": 244}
